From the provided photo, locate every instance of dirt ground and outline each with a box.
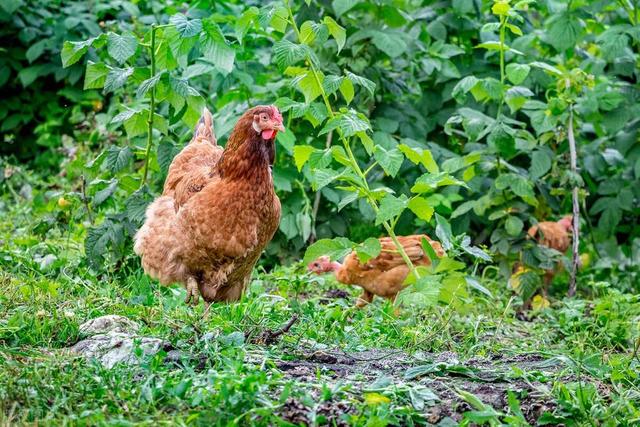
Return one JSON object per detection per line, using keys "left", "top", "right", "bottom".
{"left": 272, "top": 347, "right": 565, "bottom": 425}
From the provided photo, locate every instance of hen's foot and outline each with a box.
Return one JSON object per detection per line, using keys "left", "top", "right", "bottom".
{"left": 185, "top": 278, "right": 200, "bottom": 306}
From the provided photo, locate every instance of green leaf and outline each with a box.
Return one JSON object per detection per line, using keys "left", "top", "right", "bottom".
{"left": 323, "top": 75, "right": 344, "bottom": 96}
{"left": 136, "top": 72, "right": 164, "bottom": 98}
{"left": 333, "top": 0, "right": 359, "bottom": 16}
{"left": 293, "top": 145, "right": 316, "bottom": 172}
{"left": 411, "top": 172, "right": 466, "bottom": 193}
{"left": 61, "top": 38, "right": 97, "bottom": 68}
{"left": 408, "top": 197, "right": 434, "bottom": 222}
{"left": 324, "top": 16, "right": 346, "bottom": 52}
{"left": 311, "top": 168, "right": 343, "bottom": 191}
{"left": 505, "top": 86, "right": 533, "bottom": 113}
{"left": 346, "top": 71, "right": 376, "bottom": 97}
{"left": 435, "top": 213, "right": 453, "bottom": 251}
{"left": 103, "top": 67, "right": 133, "bottom": 93}
{"left": 273, "top": 39, "right": 309, "bottom": 69}
{"left": 201, "top": 23, "right": 235, "bottom": 74}
{"left": 339, "top": 77, "right": 354, "bottom": 104}
{"left": 452, "top": 75, "right": 480, "bottom": 103}
{"left": 297, "top": 71, "right": 323, "bottom": 103}
{"left": 371, "top": 30, "right": 407, "bottom": 57}
{"left": 303, "top": 237, "right": 353, "bottom": 265}
{"left": 505, "top": 216, "right": 524, "bottom": 236}
{"left": 355, "top": 237, "right": 381, "bottom": 263}
{"left": 104, "top": 146, "right": 132, "bottom": 173}
{"left": 435, "top": 257, "right": 465, "bottom": 273}
{"left": 505, "top": 63, "right": 530, "bottom": 85}
{"left": 107, "top": 32, "right": 138, "bottom": 64}
{"left": 547, "top": 13, "right": 583, "bottom": 51}
{"left": 487, "top": 123, "right": 516, "bottom": 158}
{"left": 529, "top": 61, "right": 562, "bottom": 76}
{"left": 398, "top": 145, "right": 439, "bottom": 173}
{"left": 84, "top": 61, "right": 109, "bottom": 89}
{"left": 299, "top": 21, "right": 317, "bottom": 45}
{"left": 374, "top": 145, "right": 404, "bottom": 177}
{"left": 319, "top": 109, "right": 370, "bottom": 137}
{"left": 170, "top": 14, "right": 202, "bottom": 37}
{"left": 235, "top": 7, "right": 259, "bottom": 43}
{"left": 157, "top": 141, "right": 180, "bottom": 174}
{"left": 270, "top": 6, "right": 289, "bottom": 33}
{"left": 93, "top": 179, "right": 119, "bottom": 206}
{"left": 26, "top": 39, "right": 48, "bottom": 63}
{"left": 530, "top": 149, "right": 552, "bottom": 180}
{"left": 375, "top": 194, "right": 408, "bottom": 225}
{"left": 18, "top": 65, "right": 47, "bottom": 87}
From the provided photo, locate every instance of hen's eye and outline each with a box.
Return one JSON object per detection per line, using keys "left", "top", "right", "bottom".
{"left": 261, "top": 114, "right": 268, "bottom": 120}
{"left": 313, "top": 263, "right": 319, "bottom": 267}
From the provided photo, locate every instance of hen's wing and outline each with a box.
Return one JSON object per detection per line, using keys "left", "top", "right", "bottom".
{"left": 162, "top": 109, "right": 222, "bottom": 210}
{"left": 365, "top": 235, "right": 445, "bottom": 271}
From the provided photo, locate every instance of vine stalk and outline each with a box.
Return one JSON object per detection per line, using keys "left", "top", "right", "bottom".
{"left": 567, "top": 104, "right": 580, "bottom": 297}
{"left": 140, "top": 24, "right": 157, "bottom": 189}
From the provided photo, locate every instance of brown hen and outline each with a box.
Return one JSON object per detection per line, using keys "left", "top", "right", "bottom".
{"left": 308, "top": 235, "right": 445, "bottom": 307}
{"left": 134, "top": 105, "right": 283, "bottom": 307}
{"left": 527, "top": 215, "right": 573, "bottom": 290}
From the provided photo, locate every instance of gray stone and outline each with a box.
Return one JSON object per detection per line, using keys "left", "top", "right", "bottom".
{"left": 72, "top": 315, "right": 168, "bottom": 369}
{"left": 78, "top": 315, "right": 140, "bottom": 336}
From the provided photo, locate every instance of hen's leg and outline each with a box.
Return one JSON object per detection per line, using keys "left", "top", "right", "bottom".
{"left": 185, "top": 276, "right": 200, "bottom": 306}
{"left": 355, "top": 290, "right": 374, "bottom": 308}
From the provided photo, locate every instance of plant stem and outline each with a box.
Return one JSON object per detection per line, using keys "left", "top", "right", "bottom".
{"left": 140, "top": 24, "right": 157, "bottom": 189}
{"left": 567, "top": 104, "right": 580, "bottom": 297}
{"left": 310, "top": 131, "right": 334, "bottom": 242}
{"left": 496, "top": 15, "right": 507, "bottom": 117}
{"left": 286, "top": 2, "right": 420, "bottom": 278}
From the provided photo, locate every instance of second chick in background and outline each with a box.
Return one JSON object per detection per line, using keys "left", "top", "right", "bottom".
{"left": 308, "top": 235, "right": 445, "bottom": 308}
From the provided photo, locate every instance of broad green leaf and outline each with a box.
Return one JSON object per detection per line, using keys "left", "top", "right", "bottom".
{"left": 411, "top": 172, "right": 466, "bottom": 193}
{"left": 374, "top": 145, "right": 403, "bottom": 177}
{"left": 408, "top": 197, "right": 434, "bottom": 222}
{"left": 505, "top": 63, "right": 530, "bottom": 84}
{"left": 375, "top": 194, "right": 408, "bottom": 225}
{"left": 61, "top": 38, "right": 95, "bottom": 67}
{"left": 107, "top": 32, "right": 138, "bottom": 64}
{"left": 270, "top": 6, "right": 289, "bottom": 33}
{"left": 346, "top": 71, "right": 376, "bottom": 97}
{"left": 505, "top": 216, "right": 524, "bottom": 236}
{"left": 435, "top": 257, "right": 465, "bottom": 273}
{"left": 93, "top": 179, "right": 118, "bottom": 206}
{"left": 319, "top": 110, "right": 370, "bottom": 137}
{"left": 371, "top": 30, "right": 407, "bottom": 57}
{"left": 324, "top": 16, "right": 346, "bottom": 52}
{"left": 505, "top": 86, "right": 533, "bottom": 112}
{"left": 339, "top": 77, "right": 354, "bottom": 104}
{"left": 235, "top": 7, "right": 259, "bottom": 43}
{"left": 487, "top": 123, "right": 516, "bottom": 158}
{"left": 303, "top": 237, "right": 353, "bottom": 265}
{"left": 170, "top": 14, "right": 202, "bottom": 38}
{"left": 84, "top": 61, "right": 109, "bottom": 89}
{"left": 452, "top": 75, "right": 479, "bottom": 103}
{"left": 333, "top": 0, "right": 359, "bottom": 16}
{"left": 293, "top": 145, "right": 316, "bottom": 171}
{"left": 435, "top": 213, "right": 453, "bottom": 251}
{"left": 297, "top": 71, "right": 323, "bottom": 103}
{"left": 136, "top": 72, "right": 164, "bottom": 98}
{"left": 323, "top": 75, "right": 344, "bottom": 95}
{"left": 547, "top": 13, "right": 583, "bottom": 51}
{"left": 530, "top": 149, "right": 552, "bottom": 180}
{"left": 300, "top": 21, "right": 317, "bottom": 45}
{"left": 355, "top": 237, "right": 381, "bottom": 263}
{"left": 103, "top": 67, "right": 133, "bottom": 93}
{"left": 201, "top": 23, "right": 235, "bottom": 74}
{"left": 311, "top": 167, "right": 343, "bottom": 190}
{"left": 104, "top": 146, "right": 132, "bottom": 173}
{"left": 399, "top": 145, "right": 439, "bottom": 173}
{"left": 26, "top": 39, "right": 48, "bottom": 63}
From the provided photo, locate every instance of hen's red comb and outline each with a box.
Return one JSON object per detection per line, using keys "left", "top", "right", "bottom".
{"left": 270, "top": 105, "right": 283, "bottom": 123}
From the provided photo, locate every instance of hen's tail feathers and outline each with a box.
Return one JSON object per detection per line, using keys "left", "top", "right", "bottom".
{"left": 134, "top": 196, "right": 185, "bottom": 285}
{"left": 193, "top": 107, "right": 217, "bottom": 145}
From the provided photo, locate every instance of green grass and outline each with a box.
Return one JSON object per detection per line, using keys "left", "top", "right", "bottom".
{"left": 1, "top": 176, "right": 639, "bottom": 426}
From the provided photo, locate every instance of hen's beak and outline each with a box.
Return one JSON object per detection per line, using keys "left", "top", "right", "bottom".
{"left": 273, "top": 121, "right": 285, "bottom": 132}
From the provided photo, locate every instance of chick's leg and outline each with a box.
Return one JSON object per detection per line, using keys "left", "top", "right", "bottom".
{"left": 185, "top": 276, "right": 200, "bottom": 306}
{"left": 355, "top": 290, "right": 374, "bottom": 308}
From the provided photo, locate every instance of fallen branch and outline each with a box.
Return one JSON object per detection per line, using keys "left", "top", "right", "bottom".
{"left": 253, "top": 314, "right": 299, "bottom": 345}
